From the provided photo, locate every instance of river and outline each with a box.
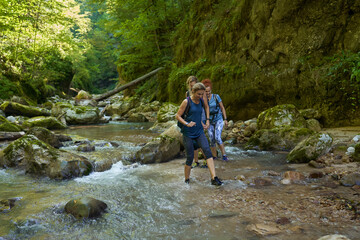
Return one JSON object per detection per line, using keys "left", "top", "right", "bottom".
{"left": 0, "top": 122, "right": 359, "bottom": 239}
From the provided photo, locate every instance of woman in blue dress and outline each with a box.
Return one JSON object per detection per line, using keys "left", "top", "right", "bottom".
{"left": 176, "top": 82, "right": 222, "bottom": 186}
{"left": 202, "top": 79, "right": 228, "bottom": 161}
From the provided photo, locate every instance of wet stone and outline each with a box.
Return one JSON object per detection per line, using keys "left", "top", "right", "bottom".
{"left": 309, "top": 171, "right": 324, "bottom": 179}
{"left": 309, "top": 160, "right": 325, "bottom": 168}
{"left": 208, "top": 210, "right": 238, "bottom": 218}
{"left": 77, "top": 143, "right": 95, "bottom": 152}
{"left": 276, "top": 217, "right": 291, "bottom": 225}
{"left": 253, "top": 177, "right": 273, "bottom": 186}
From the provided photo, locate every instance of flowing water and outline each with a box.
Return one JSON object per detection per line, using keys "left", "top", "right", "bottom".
{"left": 0, "top": 123, "right": 359, "bottom": 240}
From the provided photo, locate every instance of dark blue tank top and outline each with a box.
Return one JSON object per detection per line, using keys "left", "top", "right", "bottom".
{"left": 182, "top": 97, "right": 204, "bottom": 138}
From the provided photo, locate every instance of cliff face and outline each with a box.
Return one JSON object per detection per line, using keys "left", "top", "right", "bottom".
{"left": 169, "top": 0, "right": 360, "bottom": 126}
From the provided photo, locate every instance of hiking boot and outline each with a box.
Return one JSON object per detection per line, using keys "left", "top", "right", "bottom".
{"left": 211, "top": 176, "right": 223, "bottom": 186}
{"left": 222, "top": 155, "right": 228, "bottom": 161}
{"left": 185, "top": 179, "right": 190, "bottom": 184}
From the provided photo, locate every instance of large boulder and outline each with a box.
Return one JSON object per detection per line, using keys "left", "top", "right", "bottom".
{"left": 133, "top": 135, "right": 180, "bottom": 164}
{"left": 287, "top": 133, "right": 333, "bottom": 163}
{"left": 157, "top": 102, "right": 179, "bottom": 123}
{"left": 0, "top": 135, "right": 93, "bottom": 179}
{"left": 26, "top": 127, "right": 63, "bottom": 148}
{"left": 22, "top": 116, "right": 67, "bottom": 130}
{"left": 257, "top": 104, "right": 306, "bottom": 130}
{"left": 246, "top": 126, "right": 314, "bottom": 151}
{"left": 64, "top": 197, "right": 107, "bottom": 219}
{"left": 160, "top": 124, "right": 183, "bottom": 148}
{"left": 51, "top": 103, "right": 102, "bottom": 125}
{"left": 127, "top": 113, "right": 149, "bottom": 122}
{"left": 0, "top": 101, "right": 50, "bottom": 117}
{"left": 0, "top": 116, "right": 23, "bottom": 132}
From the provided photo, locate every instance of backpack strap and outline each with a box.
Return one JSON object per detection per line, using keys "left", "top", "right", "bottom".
{"left": 183, "top": 96, "right": 191, "bottom": 118}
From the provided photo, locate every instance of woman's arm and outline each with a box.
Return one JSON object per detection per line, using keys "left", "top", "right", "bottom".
{"left": 202, "top": 94, "right": 210, "bottom": 129}
{"left": 219, "top": 101, "right": 228, "bottom": 127}
{"left": 176, "top": 99, "right": 196, "bottom": 127}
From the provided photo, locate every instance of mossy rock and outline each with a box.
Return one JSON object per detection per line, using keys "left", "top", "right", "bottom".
{"left": 257, "top": 104, "right": 306, "bottom": 130}
{"left": 75, "top": 90, "right": 92, "bottom": 100}
{"left": 134, "top": 135, "right": 180, "bottom": 164}
{"left": 0, "top": 135, "right": 93, "bottom": 179}
{"left": 246, "top": 126, "right": 314, "bottom": 151}
{"left": 26, "top": 127, "right": 63, "bottom": 148}
{"left": 64, "top": 197, "right": 107, "bottom": 219}
{"left": 299, "top": 109, "right": 321, "bottom": 120}
{"left": 0, "top": 116, "right": 23, "bottom": 132}
{"left": 353, "top": 143, "right": 360, "bottom": 162}
{"left": 306, "top": 119, "right": 321, "bottom": 132}
{"left": 287, "top": 133, "right": 333, "bottom": 163}
{"left": 157, "top": 102, "right": 179, "bottom": 123}
{"left": 51, "top": 103, "right": 101, "bottom": 125}
{"left": 23, "top": 116, "right": 67, "bottom": 130}
{"left": 0, "top": 101, "right": 50, "bottom": 117}
{"left": 128, "top": 113, "right": 149, "bottom": 122}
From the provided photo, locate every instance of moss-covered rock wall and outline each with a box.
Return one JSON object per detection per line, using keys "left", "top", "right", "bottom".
{"left": 164, "top": 0, "right": 360, "bottom": 127}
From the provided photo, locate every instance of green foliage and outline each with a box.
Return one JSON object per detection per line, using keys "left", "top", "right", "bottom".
{"left": 327, "top": 51, "right": 360, "bottom": 111}
{"left": 0, "top": 75, "right": 19, "bottom": 99}
{"left": 0, "top": 0, "right": 91, "bottom": 102}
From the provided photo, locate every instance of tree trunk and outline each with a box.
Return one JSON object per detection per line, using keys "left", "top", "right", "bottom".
{"left": 93, "top": 67, "right": 163, "bottom": 102}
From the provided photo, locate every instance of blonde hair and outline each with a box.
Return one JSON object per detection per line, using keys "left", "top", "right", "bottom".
{"left": 191, "top": 82, "right": 206, "bottom": 95}
{"left": 186, "top": 76, "right": 198, "bottom": 86}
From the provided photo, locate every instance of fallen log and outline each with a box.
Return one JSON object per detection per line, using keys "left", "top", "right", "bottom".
{"left": 94, "top": 67, "right": 163, "bottom": 102}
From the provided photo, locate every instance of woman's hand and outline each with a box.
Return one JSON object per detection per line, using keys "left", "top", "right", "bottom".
{"left": 187, "top": 121, "right": 196, "bottom": 127}
{"left": 224, "top": 119, "right": 228, "bottom": 128}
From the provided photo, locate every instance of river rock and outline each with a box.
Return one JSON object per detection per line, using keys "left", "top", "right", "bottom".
{"left": 283, "top": 171, "right": 305, "bottom": 181}
{"left": 160, "top": 124, "right": 183, "bottom": 148}
{"left": 22, "top": 116, "right": 67, "bottom": 130}
{"left": 103, "top": 101, "right": 135, "bottom": 117}
{"left": 306, "top": 119, "right": 322, "bottom": 132}
{"left": 77, "top": 143, "right": 95, "bottom": 152}
{"left": 149, "top": 120, "right": 177, "bottom": 132}
{"left": 157, "top": 102, "right": 179, "bottom": 123}
{"left": 133, "top": 135, "right": 180, "bottom": 164}
{"left": 253, "top": 177, "right": 273, "bottom": 186}
{"left": 257, "top": 104, "right": 306, "bottom": 130}
{"left": 10, "top": 96, "right": 30, "bottom": 106}
{"left": 0, "top": 135, "right": 93, "bottom": 179}
{"left": 208, "top": 210, "right": 238, "bottom": 218}
{"left": 26, "top": 127, "right": 63, "bottom": 148}
{"left": 51, "top": 102, "right": 102, "bottom": 125}
{"left": 64, "top": 197, "right": 107, "bottom": 219}
{"left": 309, "top": 171, "right": 324, "bottom": 179}
{"left": 75, "top": 90, "right": 92, "bottom": 100}
{"left": 340, "top": 173, "right": 360, "bottom": 187}
{"left": 246, "top": 223, "right": 281, "bottom": 236}
{"left": 317, "top": 234, "right": 351, "bottom": 240}
{"left": 352, "top": 143, "right": 360, "bottom": 161}
{"left": 299, "top": 108, "right": 321, "bottom": 120}
{"left": 0, "top": 116, "right": 23, "bottom": 132}
{"left": 0, "top": 101, "right": 51, "bottom": 117}
{"left": 128, "top": 113, "right": 149, "bottom": 122}
{"left": 0, "top": 110, "right": 5, "bottom": 117}
{"left": 287, "top": 133, "right": 333, "bottom": 163}
{"left": 246, "top": 126, "right": 314, "bottom": 151}
{"left": 0, "top": 131, "right": 25, "bottom": 141}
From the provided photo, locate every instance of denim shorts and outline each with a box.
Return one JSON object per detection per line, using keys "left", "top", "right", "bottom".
{"left": 183, "top": 132, "right": 213, "bottom": 166}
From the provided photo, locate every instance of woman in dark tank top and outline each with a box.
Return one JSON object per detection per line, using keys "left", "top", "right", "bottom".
{"left": 176, "top": 82, "right": 222, "bottom": 186}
